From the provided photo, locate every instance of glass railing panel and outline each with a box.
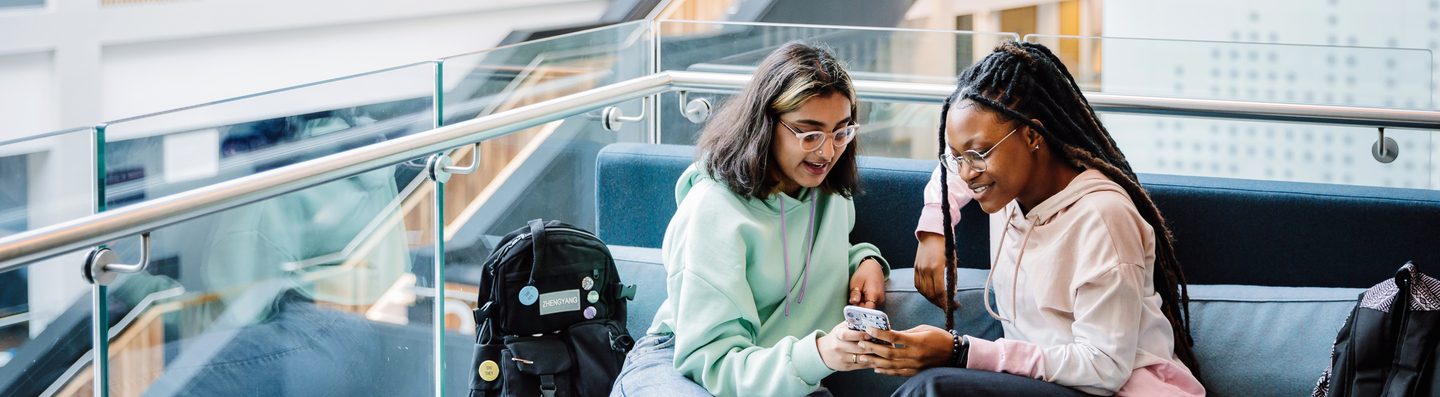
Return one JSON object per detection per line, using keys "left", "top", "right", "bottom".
{"left": 658, "top": 20, "right": 1017, "bottom": 84}
{"left": 96, "top": 155, "right": 455, "bottom": 396}
{"left": 655, "top": 20, "right": 1013, "bottom": 146}
{"left": 665, "top": 89, "right": 1436, "bottom": 190}
{"left": 1024, "top": 35, "right": 1434, "bottom": 108}
{"left": 440, "top": 20, "right": 653, "bottom": 127}
{"left": 0, "top": 127, "right": 99, "bottom": 396}
{"left": 437, "top": 104, "right": 650, "bottom": 395}
{"left": 0, "top": 249, "right": 96, "bottom": 397}
{"left": 1102, "top": 115, "right": 1435, "bottom": 189}
{"left": 99, "top": 62, "right": 437, "bottom": 211}
{"left": 435, "top": 21, "right": 653, "bottom": 229}
{"left": 435, "top": 24, "right": 655, "bottom": 392}
{"left": 1023, "top": 35, "right": 1436, "bottom": 188}
{"left": 0, "top": 127, "right": 97, "bottom": 237}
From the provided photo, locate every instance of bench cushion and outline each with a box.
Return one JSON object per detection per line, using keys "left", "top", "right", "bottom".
{"left": 614, "top": 245, "right": 1363, "bottom": 397}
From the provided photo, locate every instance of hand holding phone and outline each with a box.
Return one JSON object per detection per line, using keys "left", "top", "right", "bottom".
{"left": 843, "top": 305, "right": 893, "bottom": 346}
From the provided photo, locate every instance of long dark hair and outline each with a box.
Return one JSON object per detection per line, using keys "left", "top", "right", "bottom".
{"left": 937, "top": 41, "right": 1200, "bottom": 376}
{"left": 697, "top": 41, "right": 860, "bottom": 200}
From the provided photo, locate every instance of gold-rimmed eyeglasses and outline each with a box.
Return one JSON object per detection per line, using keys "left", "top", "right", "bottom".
{"left": 941, "top": 127, "right": 1018, "bottom": 174}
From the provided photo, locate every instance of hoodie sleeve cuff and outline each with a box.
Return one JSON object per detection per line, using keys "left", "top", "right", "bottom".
{"left": 964, "top": 336, "right": 1003, "bottom": 371}
{"left": 791, "top": 331, "right": 834, "bottom": 385}
{"left": 914, "top": 204, "right": 951, "bottom": 240}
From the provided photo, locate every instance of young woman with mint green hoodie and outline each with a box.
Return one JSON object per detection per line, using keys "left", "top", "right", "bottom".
{"left": 608, "top": 42, "right": 889, "bottom": 397}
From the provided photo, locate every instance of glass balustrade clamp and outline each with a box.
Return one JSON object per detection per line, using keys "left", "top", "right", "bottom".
{"left": 602, "top": 96, "right": 651, "bottom": 131}
{"left": 83, "top": 232, "right": 151, "bottom": 286}
{"left": 1373, "top": 127, "right": 1399, "bottom": 163}
{"left": 428, "top": 143, "right": 481, "bottom": 184}
{"left": 677, "top": 91, "right": 712, "bottom": 124}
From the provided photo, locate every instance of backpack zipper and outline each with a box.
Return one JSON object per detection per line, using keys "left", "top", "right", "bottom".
{"left": 486, "top": 227, "right": 593, "bottom": 271}
{"left": 487, "top": 226, "right": 604, "bottom": 279}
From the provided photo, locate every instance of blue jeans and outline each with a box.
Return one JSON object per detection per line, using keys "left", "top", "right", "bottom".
{"left": 610, "top": 334, "right": 712, "bottom": 397}
{"left": 609, "top": 334, "right": 833, "bottom": 397}
{"left": 140, "top": 291, "right": 471, "bottom": 396}
{"left": 891, "top": 368, "right": 1088, "bottom": 397}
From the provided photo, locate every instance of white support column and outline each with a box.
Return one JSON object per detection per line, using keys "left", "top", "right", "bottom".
{"left": 27, "top": 0, "right": 102, "bottom": 338}
{"left": 1036, "top": 1, "right": 1060, "bottom": 36}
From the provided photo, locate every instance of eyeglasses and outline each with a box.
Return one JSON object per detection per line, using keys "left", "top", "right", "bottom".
{"left": 781, "top": 121, "right": 859, "bottom": 152}
{"left": 941, "top": 127, "right": 1018, "bottom": 174}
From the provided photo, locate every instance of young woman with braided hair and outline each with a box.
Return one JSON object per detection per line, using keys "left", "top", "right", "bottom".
{"left": 847, "top": 41, "right": 1205, "bottom": 396}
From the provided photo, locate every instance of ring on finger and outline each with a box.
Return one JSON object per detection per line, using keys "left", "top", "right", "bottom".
{"left": 852, "top": 353, "right": 859, "bottom": 364}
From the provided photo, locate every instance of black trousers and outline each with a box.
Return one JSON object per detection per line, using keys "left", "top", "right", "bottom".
{"left": 892, "top": 368, "right": 1092, "bottom": 397}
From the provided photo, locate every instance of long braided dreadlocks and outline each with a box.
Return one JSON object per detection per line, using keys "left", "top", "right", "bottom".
{"left": 937, "top": 41, "right": 1201, "bottom": 377}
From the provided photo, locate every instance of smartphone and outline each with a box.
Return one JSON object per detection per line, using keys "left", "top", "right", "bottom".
{"left": 843, "top": 305, "right": 893, "bottom": 346}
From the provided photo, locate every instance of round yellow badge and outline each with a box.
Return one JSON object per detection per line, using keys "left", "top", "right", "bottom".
{"left": 478, "top": 360, "right": 500, "bottom": 382}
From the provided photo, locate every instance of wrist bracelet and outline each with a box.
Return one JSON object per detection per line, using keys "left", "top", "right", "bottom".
{"left": 948, "top": 329, "right": 969, "bottom": 368}
{"left": 948, "top": 329, "right": 962, "bottom": 367}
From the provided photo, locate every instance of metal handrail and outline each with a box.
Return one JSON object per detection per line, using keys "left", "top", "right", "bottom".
{"left": 0, "top": 72, "right": 669, "bottom": 270}
{"left": 667, "top": 71, "right": 1440, "bottom": 130}
{"left": 3, "top": 70, "right": 1440, "bottom": 270}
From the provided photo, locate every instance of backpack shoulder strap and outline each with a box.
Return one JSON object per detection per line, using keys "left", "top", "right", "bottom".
{"left": 527, "top": 219, "right": 546, "bottom": 284}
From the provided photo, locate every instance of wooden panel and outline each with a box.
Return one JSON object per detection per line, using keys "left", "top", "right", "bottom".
{"left": 658, "top": 0, "right": 736, "bottom": 35}
{"left": 1058, "top": 0, "right": 1082, "bottom": 73}
{"left": 999, "top": 5, "right": 1039, "bottom": 39}
{"left": 56, "top": 306, "right": 169, "bottom": 397}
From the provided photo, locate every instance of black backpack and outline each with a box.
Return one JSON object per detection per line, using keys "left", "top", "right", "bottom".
{"left": 1314, "top": 262, "right": 1440, "bottom": 397}
{"left": 470, "top": 219, "right": 636, "bottom": 397}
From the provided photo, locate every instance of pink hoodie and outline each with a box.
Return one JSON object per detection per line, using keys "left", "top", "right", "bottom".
{"left": 917, "top": 167, "right": 1205, "bottom": 396}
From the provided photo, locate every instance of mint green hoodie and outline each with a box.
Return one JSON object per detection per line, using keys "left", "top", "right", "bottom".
{"left": 647, "top": 164, "right": 888, "bottom": 397}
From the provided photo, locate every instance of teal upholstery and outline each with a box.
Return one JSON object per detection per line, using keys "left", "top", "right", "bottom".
{"left": 616, "top": 253, "right": 1362, "bottom": 397}
{"left": 1186, "top": 284, "right": 1361, "bottom": 397}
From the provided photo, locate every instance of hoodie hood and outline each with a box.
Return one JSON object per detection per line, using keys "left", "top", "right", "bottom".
{"left": 978, "top": 168, "right": 1191, "bottom": 395}
{"left": 675, "top": 163, "right": 813, "bottom": 213}
{"left": 984, "top": 168, "right": 1138, "bottom": 325}
{"left": 674, "top": 163, "right": 710, "bottom": 207}
{"left": 1023, "top": 169, "right": 1132, "bottom": 226}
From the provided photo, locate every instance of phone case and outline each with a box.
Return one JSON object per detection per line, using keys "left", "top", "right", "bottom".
{"left": 844, "top": 306, "right": 890, "bottom": 331}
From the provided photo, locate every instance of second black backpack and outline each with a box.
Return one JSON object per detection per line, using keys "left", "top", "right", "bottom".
{"left": 1314, "top": 262, "right": 1440, "bottom": 397}
{"left": 469, "top": 219, "right": 636, "bottom": 397}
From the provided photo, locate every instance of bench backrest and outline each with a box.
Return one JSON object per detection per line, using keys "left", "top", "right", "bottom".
{"left": 596, "top": 143, "right": 1440, "bottom": 288}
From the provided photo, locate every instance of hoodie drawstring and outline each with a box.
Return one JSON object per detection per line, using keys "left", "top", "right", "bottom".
{"left": 779, "top": 190, "right": 818, "bottom": 317}
{"left": 984, "top": 206, "right": 1034, "bottom": 323}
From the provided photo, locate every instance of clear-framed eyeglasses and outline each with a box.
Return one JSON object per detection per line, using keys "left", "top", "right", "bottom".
{"left": 781, "top": 122, "right": 860, "bottom": 152}
{"left": 941, "top": 127, "right": 1018, "bottom": 174}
